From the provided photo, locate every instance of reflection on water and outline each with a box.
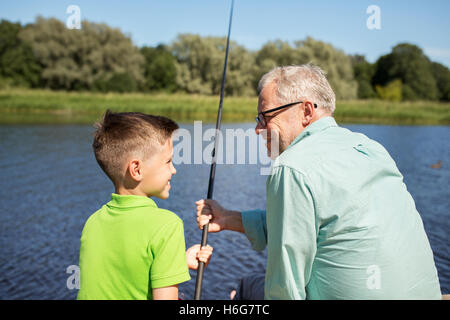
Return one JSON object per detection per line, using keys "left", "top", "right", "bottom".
{"left": 0, "top": 123, "right": 449, "bottom": 299}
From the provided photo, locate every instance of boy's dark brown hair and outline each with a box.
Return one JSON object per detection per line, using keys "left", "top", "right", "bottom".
{"left": 93, "top": 110, "right": 179, "bottom": 184}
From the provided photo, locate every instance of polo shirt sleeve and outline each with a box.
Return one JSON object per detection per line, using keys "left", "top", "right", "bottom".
{"left": 149, "top": 218, "right": 191, "bottom": 289}
{"left": 265, "top": 165, "right": 317, "bottom": 300}
{"left": 241, "top": 209, "right": 267, "bottom": 251}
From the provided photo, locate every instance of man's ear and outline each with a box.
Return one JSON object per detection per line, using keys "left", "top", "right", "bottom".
{"left": 301, "top": 101, "right": 315, "bottom": 127}
{"left": 127, "top": 159, "right": 143, "bottom": 182}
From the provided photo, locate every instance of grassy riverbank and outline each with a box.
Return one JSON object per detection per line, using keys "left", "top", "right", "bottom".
{"left": 0, "top": 88, "right": 449, "bottom": 125}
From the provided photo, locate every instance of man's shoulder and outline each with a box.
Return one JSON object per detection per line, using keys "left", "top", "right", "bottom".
{"left": 275, "top": 125, "right": 383, "bottom": 178}
{"left": 281, "top": 126, "right": 376, "bottom": 162}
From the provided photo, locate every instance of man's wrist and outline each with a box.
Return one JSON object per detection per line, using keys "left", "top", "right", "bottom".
{"left": 225, "top": 210, "right": 244, "bottom": 233}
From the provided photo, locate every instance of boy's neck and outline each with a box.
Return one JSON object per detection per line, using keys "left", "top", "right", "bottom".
{"left": 115, "top": 185, "right": 148, "bottom": 197}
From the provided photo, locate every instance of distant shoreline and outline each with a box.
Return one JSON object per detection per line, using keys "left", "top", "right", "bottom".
{"left": 1, "top": 89, "right": 449, "bottom": 125}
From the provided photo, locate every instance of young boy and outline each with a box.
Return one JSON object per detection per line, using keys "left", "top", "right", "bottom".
{"left": 77, "top": 110, "right": 212, "bottom": 300}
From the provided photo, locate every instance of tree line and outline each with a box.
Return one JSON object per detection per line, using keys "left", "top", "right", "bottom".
{"left": 1, "top": 17, "right": 449, "bottom": 101}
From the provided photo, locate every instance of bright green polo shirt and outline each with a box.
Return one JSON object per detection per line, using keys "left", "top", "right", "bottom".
{"left": 77, "top": 194, "right": 190, "bottom": 300}
{"left": 242, "top": 116, "right": 441, "bottom": 300}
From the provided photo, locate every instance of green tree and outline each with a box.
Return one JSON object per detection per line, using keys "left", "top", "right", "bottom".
{"left": 299, "top": 37, "right": 357, "bottom": 100}
{"left": 93, "top": 72, "right": 137, "bottom": 93}
{"left": 350, "top": 55, "right": 376, "bottom": 99}
{"left": 172, "top": 34, "right": 255, "bottom": 96}
{"left": 140, "top": 44, "right": 177, "bottom": 92}
{"left": 19, "top": 17, "right": 144, "bottom": 91}
{"left": 0, "top": 19, "right": 41, "bottom": 87}
{"left": 253, "top": 40, "right": 296, "bottom": 91}
{"left": 372, "top": 43, "right": 438, "bottom": 101}
{"left": 431, "top": 62, "right": 450, "bottom": 101}
{"left": 376, "top": 79, "right": 403, "bottom": 101}
{"left": 254, "top": 37, "right": 357, "bottom": 100}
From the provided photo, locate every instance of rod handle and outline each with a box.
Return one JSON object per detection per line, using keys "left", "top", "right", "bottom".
{"left": 194, "top": 222, "right": 209, "bottom": 300}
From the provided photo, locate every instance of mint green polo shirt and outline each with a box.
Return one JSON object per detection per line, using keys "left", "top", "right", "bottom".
{"left": 242, "top": 117, "right": 441, "bottom": 299}
{"left": 77, "top": 194, "right": 190, "bottom": 300}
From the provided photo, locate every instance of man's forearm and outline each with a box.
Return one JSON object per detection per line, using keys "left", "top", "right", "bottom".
{"left": 238, "top": 209, "right": 267, "bottom": 251}
{"left": 225, "top": 210, "right": 245, "bottom": 233}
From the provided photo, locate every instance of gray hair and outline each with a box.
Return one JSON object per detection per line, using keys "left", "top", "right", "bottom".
{"left": 258, "top": 64, "right": 336, "bottom": 114}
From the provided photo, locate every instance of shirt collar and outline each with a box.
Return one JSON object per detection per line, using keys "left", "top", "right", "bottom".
{"left": 287, "top": 116, "right": 338, "bottom": 149}
{"left": 107, "top": 193, "right": 158, "bottom": 209}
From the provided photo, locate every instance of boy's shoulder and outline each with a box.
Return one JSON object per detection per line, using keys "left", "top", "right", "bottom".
{"left": 82, "top": 202, "right": 183, "bottom": 232}
{"left": 146, "top": 206, "right": 183, "bottom": 226}
{"left": 82, "top": 205, "right": 104, "bottom": 227}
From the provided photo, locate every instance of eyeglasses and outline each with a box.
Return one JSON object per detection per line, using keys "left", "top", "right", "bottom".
{"left": 255, "top": 101, "right": 317, "bottom": 127}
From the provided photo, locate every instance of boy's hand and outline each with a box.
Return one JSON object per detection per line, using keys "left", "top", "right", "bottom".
{"left": 186, "top": 244, "right": 213, "bottom": 270}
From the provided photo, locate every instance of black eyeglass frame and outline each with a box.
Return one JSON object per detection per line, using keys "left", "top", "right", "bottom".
{"left": 255, "top": 101, "right": 317, "bottom": 127}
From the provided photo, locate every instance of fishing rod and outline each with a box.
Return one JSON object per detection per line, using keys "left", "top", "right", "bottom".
{"left": 194, "top": 0, "right": 235, "bottom": 300}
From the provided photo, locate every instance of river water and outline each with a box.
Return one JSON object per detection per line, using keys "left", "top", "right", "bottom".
{"left": 0, "top": 122, "right": 448, "bottom": 299}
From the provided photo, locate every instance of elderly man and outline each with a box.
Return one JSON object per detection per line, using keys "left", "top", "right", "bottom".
{"left": 196, "top": 64, "right": 442, "bottom": 299}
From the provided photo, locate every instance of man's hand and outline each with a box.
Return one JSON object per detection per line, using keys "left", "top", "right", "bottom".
{"left": 195, "top": 199, "right": 244, "bottom": 233}
{"left": 186, "top": 244, "right": 213, "bottom": 270}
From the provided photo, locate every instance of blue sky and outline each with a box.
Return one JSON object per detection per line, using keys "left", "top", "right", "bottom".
{"left": 1, "top": 0, "right": 450, "bottom": 67}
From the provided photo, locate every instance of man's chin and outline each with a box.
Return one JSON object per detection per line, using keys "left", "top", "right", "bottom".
{"left": 266, "top": 143, "right": 280, "bottom": 160}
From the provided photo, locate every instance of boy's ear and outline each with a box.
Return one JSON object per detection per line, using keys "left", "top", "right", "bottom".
{"left": 128, "top": 159, "right": 143, "bottom": 181}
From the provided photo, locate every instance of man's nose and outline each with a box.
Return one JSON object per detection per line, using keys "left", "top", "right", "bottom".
{"left": 255, "top": 122, "right": 263, "bottom": 135}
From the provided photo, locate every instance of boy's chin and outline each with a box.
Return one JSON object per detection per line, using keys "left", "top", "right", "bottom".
{"left": 152, "top": 191, "right": 170, "bottom": 200}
